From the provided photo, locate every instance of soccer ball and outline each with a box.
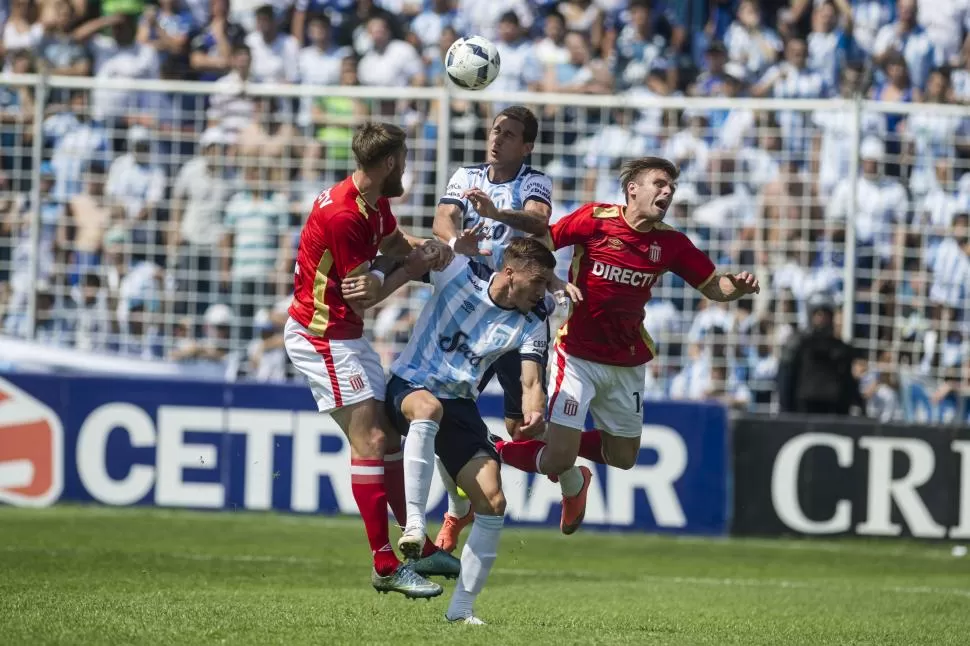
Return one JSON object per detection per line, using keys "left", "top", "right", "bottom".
{"left": 445, "top": 36, "right": 501, "bottom": 90}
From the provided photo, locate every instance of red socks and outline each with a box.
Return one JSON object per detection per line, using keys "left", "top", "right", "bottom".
{"left": 385, "top": 450, "right": 438, "bottom": 559}
{"left": 351, "top": 458, "right": 399, "bottom": 576}
{"left": 579, "top": 430, "right": 607, "bottom": 464}
{"left": 496, "top": 438, "right": 547, "bottom": 473}
{"left": 497, "top": 430, "right": 607, "bottom": 477}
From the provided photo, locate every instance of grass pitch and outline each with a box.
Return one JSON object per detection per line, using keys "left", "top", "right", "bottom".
{"left": 1, "top": 506, "right": 968, "bottom": 645}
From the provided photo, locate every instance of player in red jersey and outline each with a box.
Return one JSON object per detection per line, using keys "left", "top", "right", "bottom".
{"left": 493, "top": 157, "right": 760, "bottom": 534}
{"left": 284, "top": 122, "right": 458, "bottom": 598}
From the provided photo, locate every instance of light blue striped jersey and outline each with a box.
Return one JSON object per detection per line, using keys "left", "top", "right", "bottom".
{"left": 390, "top": 256, "right": 551, "bottom": 400}
{"left": 439, "top": 163, "right": 552, "bottom": 270}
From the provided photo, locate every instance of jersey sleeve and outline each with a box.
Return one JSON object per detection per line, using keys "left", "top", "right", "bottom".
{"left": 519, "top": 320, "right": 550, "bottom": 362}
{"left": 668, "top": 235, "right": 717, "bottom": 289}
{"left": 381, "top": 206, "right": 398, "bottom": 240}
{"left": 429, "top": 254, "right": 470, "bottom": 288}
{"left": 438, "top": 167, "right": 469, "bottom": 213}
{"left": 520, "top": 172, "right": 553, "bottom": 208}
{"left": 549, "top": 203, "right": 599, "bottom": 249}
{"left": 329, "top": 211, "right": 375, "bottom": 278}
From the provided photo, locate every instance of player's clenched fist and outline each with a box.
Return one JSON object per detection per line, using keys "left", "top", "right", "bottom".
{"left": 341, "top": 272, "right": 381, "bottom": 307}
{"left": 727, "top": 271, "right": 760, "bottom": 295}
{"left": 419, "top": 238, "right": 454, "bottom": 271}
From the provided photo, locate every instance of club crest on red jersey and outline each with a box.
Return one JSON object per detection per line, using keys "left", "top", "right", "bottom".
{"left": 648, "top": 242, "right": 662, "bottom": 263}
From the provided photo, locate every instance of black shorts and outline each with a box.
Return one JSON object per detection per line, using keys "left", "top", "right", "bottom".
{"left": 385, "top": 375, "right": 500, "bottom": 480}
{"left": 477, "top": 327, "right": 550, "bottom": 420}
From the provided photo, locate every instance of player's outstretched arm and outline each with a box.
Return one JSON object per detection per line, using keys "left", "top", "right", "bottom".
{"left": 699, "top": 271, "right": 761, "bottom": 302}
{"left": 464, "top": 189, "right": 550, "bottom": 237}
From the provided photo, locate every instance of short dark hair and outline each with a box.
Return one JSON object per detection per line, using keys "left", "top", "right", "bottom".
{"left": 233, "top": 42, "right": 251, "bottom": 57}
{"left": 619, "top": 157, "right": 679, "bottom": 202}
{"left": 494, "top": 106, "right": 539, "bottom": 144}
{"left": 306, "top": 12, "right": 331, "bottom": 28}
{"left": 255, "top": 4, "right": 275, "bottom": 20}
{"left": 954, "top": 212, "right": 969, "bottom": 226}
{"left": 352, "top": 122, "right": 407, "bottom": 169}
{"left": 502, "top": 237, "right": 556, "bottom": 271}
{"left": 499, "top": 10, "right": 520, "bottom": 26}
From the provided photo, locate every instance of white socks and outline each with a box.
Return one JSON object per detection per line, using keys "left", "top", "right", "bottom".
{"left": 558, "top": 465, "right": 584, "bottom": 497}
{"left": 403, "top": 419, "right": 439, "bottom": 535}
{"left": 446, "top": 513, "right": 504, "bottom": 621}
{"left": 437, "top": 457, "right": 472, "bottom": 518}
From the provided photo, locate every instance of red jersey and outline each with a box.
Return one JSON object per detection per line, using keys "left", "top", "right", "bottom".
{"left": 288, "top": 176, "right": 397, "bottom": 339}
{"left": 551, "top": 203, "right": 716, "bottom": 367}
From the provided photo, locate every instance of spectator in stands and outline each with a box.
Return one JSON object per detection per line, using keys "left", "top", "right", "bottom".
{"left": 357, "top": 15, "right": 423, "bottom": 89}
{"left": 777, "top": 292, "right": 863, "bottom": 415}
{"left": 905, "top": 68, "right": 970, "bottom": 200}
{"left": 302, "top": 54, "right": 366, "bottom": 182}
{"left": 411, "top": 0, "right": 466, "bottom": 54}
{"left": 67, "top": 271, "right": 110, "bottom": 352}
{"left": 459, "top": 0, "right": 533, "bottom": 42}
{"left": 245, "top": 4, "right": 299, "bottom": 84}
{"left": 709, "top": 62, "right": 756, "bottom": 150}
{"left": 2, "top": 0, "right": 43, "bottom": 72}
{"left": 614, "top": 0, "right": 668, "bottom": 90}
{"left": 297, "top": 13, "right": 348, "bottom": 129}
{"left": 916, "top": 0, "right": 969, "bottom": 67}
{"left": 245, "top": 306, "right": 287, "bottom": 381}
{"left": 724, "top": 0, "right": 783, "bottom": 83}
{"left": 36, "top": 0, "right": 90, "bottom": 78}
{"left": 807, "top": 0, "right": 854, "bottom": 92}
{"left": 170, "top": 302, "right": 236, "bottom": 378}
{"left": 926, "top": 211, "right": 970, "bottom": 311}
{"left": 137, "top": 0, "right": 192, "bottom": 70}
{"left": 873, "top": 0, "right": 934, "bottom": 90}
{"left": 50, "top": 90, "right": 110, "bottom": 202}
{"left": 206, "top": 42, "right": 255, "bottom": 144}
{"left": 189, "top": 0, "right": 246, "bottom": 81}
{"left": 105, "top": 126, "right": 166, "bottom": 256}
{"left": 170, "top": 128, "right": 227, "bottom": 317}
{"left": 581, "top": 108, "right": 650, "bottom": 203}
{"left": 827, "top": 136, "right": 908, "bottom": 277}
{"left": 663, "top": 109, "right": 710, "bottom": 197}
{"left": 542, "top": 29, "right": 612, "bottom": 94}
{"left": 851, "top": 0, "right": 894, "bottom": 59}
{"left": 73, "top": 13, "right": 160, "bottom": 127}
{"left": 342, "top": 0, "right": 405, "bottom": 54}
{"left": 64, "top": 161, "right": 116, "bottom": 286}
{"left": 689, "top": 40, "right": 729, "bottom": 97}
{"left": 812, "top": 64, "right": 885, "bottom": 196}
{"left": 534, "top": 9, "right": 568, "bottom": 67}
{"left": 220, "top": 154, "right": 289, "bottom": 345}
{"left": 489, "top": 11, "right": 542, "bottom": 95}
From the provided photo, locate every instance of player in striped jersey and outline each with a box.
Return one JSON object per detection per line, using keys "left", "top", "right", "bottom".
{"left": 384, "top": 237, "right": 556, "bottom": 625}
{"left": 431, "top": 105, "right": 580, "bottom": 552}
{"left": 284, "top": 123, "right": 457, "bottom": 598}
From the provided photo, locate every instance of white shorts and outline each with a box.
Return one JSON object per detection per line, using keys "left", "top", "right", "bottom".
{"left": 283, "top": 317, "right": 386, "bottom": 413}
{"left": 546, "top": 344, "right": 646, "bottom": 439}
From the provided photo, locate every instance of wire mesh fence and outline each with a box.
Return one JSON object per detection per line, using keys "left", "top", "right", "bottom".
{"left": 1, "top": 75, "right": 969, "bottom": 415}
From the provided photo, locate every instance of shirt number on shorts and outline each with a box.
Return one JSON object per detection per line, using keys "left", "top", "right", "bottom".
{"left": 634, "top": 392, "right": 642, "bottom": 414}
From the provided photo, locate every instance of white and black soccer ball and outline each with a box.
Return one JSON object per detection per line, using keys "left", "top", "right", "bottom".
{"left": 445, "top": 36, "right": 501, "bottom": 90}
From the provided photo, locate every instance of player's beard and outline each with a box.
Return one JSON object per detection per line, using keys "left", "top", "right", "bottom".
{"left": 382, "top": 165, "right": 406, "bottom": 198}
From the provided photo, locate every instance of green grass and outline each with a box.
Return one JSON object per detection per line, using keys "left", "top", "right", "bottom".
{"left": 1, "top": 506, "right": 968, "bottom": 645}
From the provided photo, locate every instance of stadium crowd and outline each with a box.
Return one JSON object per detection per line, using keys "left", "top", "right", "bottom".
{"left": 1, "top": 0, "right": 970, "bottom": 416}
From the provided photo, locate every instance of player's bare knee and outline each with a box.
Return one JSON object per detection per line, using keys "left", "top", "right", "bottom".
{"left": 606, "top": 450, "right": 638, "bottom": 470}
{"left": 542, "top": 449, "right": 576, "bottom": 477}
{"left": 473, "top": 489, "right": 506, "bottom": 516}
{"left": 361, "top": 426, "right": 387, "bottom": 458}
{"left": 403, "top": 392, "right": 443, "bottom": 423}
